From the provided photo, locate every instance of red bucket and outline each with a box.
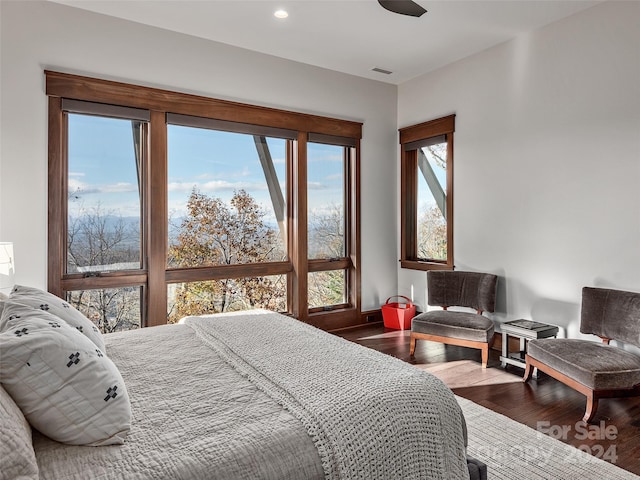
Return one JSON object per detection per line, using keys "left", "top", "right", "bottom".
{"left": 381, "top": 295, "right": 416, "bottom": 330}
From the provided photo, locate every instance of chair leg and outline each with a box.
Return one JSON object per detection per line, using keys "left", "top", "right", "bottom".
{"left": 481, "top": 344, "right": 489, "bottom": 369}
{"left": 583, "top": 392, "right": 598, "bottom": 423}
{"left": 409, "top": 335, "right": 416, "bottom": 356}
{"left": 523, "top": 360, "right": 534, "bottom": 383}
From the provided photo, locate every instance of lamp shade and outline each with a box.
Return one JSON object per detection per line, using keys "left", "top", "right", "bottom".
{"left": 0, "top": 242, "right": 15, "bottom": 295}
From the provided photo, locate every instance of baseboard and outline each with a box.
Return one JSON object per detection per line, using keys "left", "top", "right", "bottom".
{"left": 361, "top": 309, "right": 383, "bottom": 324}
{"left": 328, "top": 309, "right": 382, "bottom": 333}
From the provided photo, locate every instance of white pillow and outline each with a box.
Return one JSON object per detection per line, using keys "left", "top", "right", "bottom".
{"left": 9, "top": 284, "right": 105, "bottom": 351}
{"left": 0, "top": 383, "right": 38, "bottom": 480}
{"left": 0, "top": 301, "right": 131, "bottom": 446}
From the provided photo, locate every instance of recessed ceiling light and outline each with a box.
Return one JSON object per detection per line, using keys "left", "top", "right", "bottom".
{"left": 274, "top": 9, "right": 288, "bottom": 19}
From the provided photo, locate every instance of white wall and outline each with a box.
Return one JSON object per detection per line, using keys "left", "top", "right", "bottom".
{"left": 3, "top": 0, "right": 639, "bottom": 336}
{"left": 0, "top": 0, "right": 398, "bottom": 311}
{"left": 398, "top": 1, "right": 640, "bottom": 344}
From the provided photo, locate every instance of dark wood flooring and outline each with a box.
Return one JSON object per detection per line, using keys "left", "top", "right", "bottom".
{"left": 332, "top": 324, "right": 640, "bottom": 476}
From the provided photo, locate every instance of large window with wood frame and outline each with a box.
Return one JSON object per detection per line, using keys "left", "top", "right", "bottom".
{"left": 400, "top": 114, "right": 455, "bottom": 271}
{"left": 307, "top": 137, "right": 357, "bottom": 312}
{"left": 47, "top": 71, "right": 361, "bottom": 332}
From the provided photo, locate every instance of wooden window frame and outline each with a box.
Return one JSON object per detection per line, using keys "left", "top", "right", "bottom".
{"left": 46, "top": 70, "right": 362, "bottom": 330}
{"left": 307, "top": 142, "right": 357, "bottom": 315}
{"left": 399, "top": 114, "right": 455, "bottom": 271}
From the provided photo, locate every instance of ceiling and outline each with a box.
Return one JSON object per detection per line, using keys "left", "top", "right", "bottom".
{"left": 49, "top": 0, "right": 602, "bottom": 84}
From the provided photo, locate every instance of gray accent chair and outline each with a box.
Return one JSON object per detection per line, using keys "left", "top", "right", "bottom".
{"left": 410, "top": 271, "right": 498, "bottom": 369}
{"left": 524, "top": 286, "right": 640, "bottom": 423}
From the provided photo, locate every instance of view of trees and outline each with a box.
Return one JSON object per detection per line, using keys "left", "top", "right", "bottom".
{"left": 67, "top": 287, "right": 141, "bottom": 333}
{"left": 166, "top": 189, "right": 286, "bottom": 323}
{"left": 308, "top": 203, "right": 347, "bottom": 308}
{"left": 417, "top": 143, "right": 448, "bottom": 260}
{"left": 67, "top": 203, "right": 140, "bottom": 273}
{"left": 66, "top": 203, "right": 141, "bottom": 332}
{"left": 67, "top": 181, "right": 442, "bottom": 332}
{"left": 417, "top": 206, "right": 447, "bottom": 261}
{"left": 308, "top": 203, "right": 344, "bottom": 259}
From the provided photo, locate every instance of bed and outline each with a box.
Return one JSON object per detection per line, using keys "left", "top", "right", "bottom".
{"left": 1, "top": 299, "right": 472, "bottom": 479}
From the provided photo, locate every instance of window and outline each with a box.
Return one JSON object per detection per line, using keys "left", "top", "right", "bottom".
{"left": 306, "top": 136, "right": 356, "bottom": 312}
{"left": 47, "top": 71, "right": 361, "bottom": 332}
{"left": 59, "top": 100, "right": 149, "bottom": 331}
{"left": 165, "top": 115, "right": 293, "bottom": 322}
{"left": 399, "top": 114, "right": 455, "bottom": 270}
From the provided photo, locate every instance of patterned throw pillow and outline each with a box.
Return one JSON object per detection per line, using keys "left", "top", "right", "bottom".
{"left": 0, "top": 383, "right": 38, "bottom": 480}
{"left": 0, "top": 302, "right": 131, "bottom": 446}
{"left": 9, "top": 285, "right": 105, "bottom": 352}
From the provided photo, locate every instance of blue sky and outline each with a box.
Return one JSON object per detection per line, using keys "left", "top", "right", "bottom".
{"left": 67, "top": 114, "right": 344, "bottom": 226}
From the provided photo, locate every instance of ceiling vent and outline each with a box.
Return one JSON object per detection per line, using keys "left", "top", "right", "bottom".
{"left": 372, "top": 67, "right": 393, "bottom": 75}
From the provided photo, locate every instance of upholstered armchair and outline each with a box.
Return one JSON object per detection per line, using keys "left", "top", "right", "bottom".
{"left": 524, "top": 286, "right": 640, "bottom": 423}
{"left": 410, "top": 271, "right": 498, "bottom": 369}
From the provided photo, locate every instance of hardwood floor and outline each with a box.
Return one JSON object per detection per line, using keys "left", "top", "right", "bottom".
{"left": 332, "top": 324, "right": 640, "bottom": 476}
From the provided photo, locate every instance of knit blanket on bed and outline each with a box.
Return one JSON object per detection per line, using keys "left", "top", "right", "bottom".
{"left": 183, "top": 310, "right": 469, "bottom": 480}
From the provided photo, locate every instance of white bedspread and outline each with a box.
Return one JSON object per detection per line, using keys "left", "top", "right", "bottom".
{"left": 184, "top": 310, "right": 469, "bottom": 480}
{"left": 34, "top": 321, "right": 324, "bottom": 480}
{"left": 34, "top": 310, "right": 469, "bottom": 479}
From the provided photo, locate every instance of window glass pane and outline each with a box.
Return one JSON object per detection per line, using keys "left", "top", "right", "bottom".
{"left": 417, "top": 142, "right": 447, "bottom": 261}
{"left": 167, "top": 126, "right": 287, "bottom": 268}
{"left": 67, "top": 114, "right": 143, "bottom": 274}
{"left": 167, "top": 276, "right": 287, "bottom": 322}
{"left": 307, "top": 143, "right": 345, "bottom": 259}
{"left": 66, "top": 287, "right": 142, "bottom": 333}
{"left": 308, "top": 270, "right": 346, "bottom": 309}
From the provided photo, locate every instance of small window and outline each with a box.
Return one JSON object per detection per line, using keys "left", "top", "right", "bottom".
{"left": 66, "top": 286, "right": 143, "bottom": 333}
{"left": 66, "top": 111, "right": 146, "bottom": 274}
{"left": 400, "top": 115, "right": 455, "bottom": 270}
{"left": 58, "top": 100, "right": 149, "bottom": 333}
{"left": 167, "top": 276, "right": 287, "bottom": 323}
{"left": 306, "top": 135, "right": 355, "bottom": 313}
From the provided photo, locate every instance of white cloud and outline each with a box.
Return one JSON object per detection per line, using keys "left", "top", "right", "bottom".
{"left": 167, "top": 180, "right": 268, "bottom": 194}
{"left": 101, "top": 182, "right": 138, "bottom": 193}
{"left": 68, "top": 178, "right": 137, "bottom": 195}
{"left": 309, "top": 153, "right": 342, "bottom": 163}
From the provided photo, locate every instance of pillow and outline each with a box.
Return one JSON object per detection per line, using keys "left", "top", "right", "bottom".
{"left": 9, "top": 284, "right": 105, "bottom": 351}
{"left": 0, "top": 383, "right": 39, "bottom": 480}
{"left": 0, "top": 301, "right": 131, "bottom": 445}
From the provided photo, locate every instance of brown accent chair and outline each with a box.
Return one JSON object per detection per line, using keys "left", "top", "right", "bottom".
{"left": 410, "top": 271, "right": 498, "bottom": 369}
{"left": 524, "top": 287, "right": 640, "bottom": 423}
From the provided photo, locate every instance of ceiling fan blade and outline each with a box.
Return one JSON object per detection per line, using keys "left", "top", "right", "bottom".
{"left": 378, "top": 0, "right": 427, "bottom": 18}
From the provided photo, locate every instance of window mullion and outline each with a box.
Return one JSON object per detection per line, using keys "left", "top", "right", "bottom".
{"left": 349, "top": 143, "right": 361, "bottom": 312}
{"left": 293, "top": 132, "right": 309, "bottom": 320}
{"left": 147, "top": 110, "right": 167, "bottom": 327}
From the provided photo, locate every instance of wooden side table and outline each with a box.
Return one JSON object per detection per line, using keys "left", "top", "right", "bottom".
{"left": 500, "top": 319, "right": 559, "bottom": 369}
